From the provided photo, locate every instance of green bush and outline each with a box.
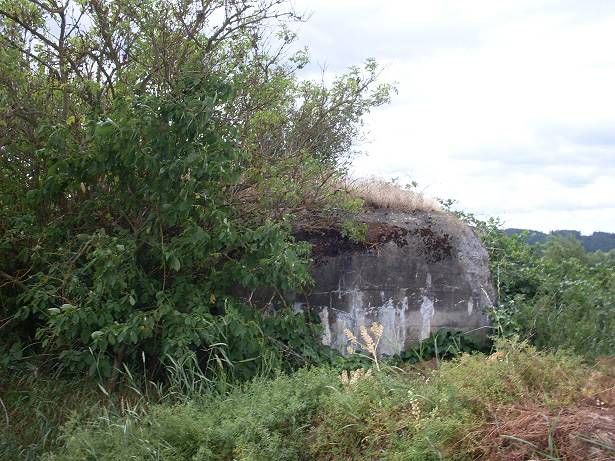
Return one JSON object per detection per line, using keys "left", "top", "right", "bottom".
{"left": 518, "top": 242, "right": 615, "bottom": 356}
{"left": 0, "top": 80, "right": 325, "bottom": 382}
{"left": 0, "top": 374, "right": 102, "bottom": 461}
{"left": 449, "top": 206, "right": 615, "bottom": 358}
{"left": 1, "top": 0, "right": 394, "bottom": 386}
{"left": 309, "top": 339, "right": 586, "bottom": 460}
{"left": 493, "top": 236, "right": 615, "bottom": 357}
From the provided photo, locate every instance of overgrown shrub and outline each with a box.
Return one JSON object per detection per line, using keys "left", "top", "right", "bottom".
{"left": 0, "top": 81, "right": 324, "bottom": 382}
{"left": 0, "top": 0, "right": 393, "bottom": 384}
{"left": 0, "top": 374, "right": 103, "bottom": 461}
{"left": 309, "top": 340, "right": 588, "bottom": 460}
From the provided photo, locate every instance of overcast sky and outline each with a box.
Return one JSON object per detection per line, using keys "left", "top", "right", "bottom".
{"left": 292, "top": 0, "right": 615, "bottom": 233}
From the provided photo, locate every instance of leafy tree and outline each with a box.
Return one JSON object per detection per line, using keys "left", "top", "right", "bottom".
{"left": 542, "top": 235, "right": 587, "bottom": 265}
{"left": 0, "top": 0, "right": 392, "bottom": 225}
{"left": 0, "top": 0, "right": 391, "bottom": 381}
{"left": 3, "top": 77, "right": 317, "bottom": 380}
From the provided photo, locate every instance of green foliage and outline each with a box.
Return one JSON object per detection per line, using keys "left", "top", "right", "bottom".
{"left": 45, "top": 340, "right": 593, "bottom": 461}
{"left": 0, "top": 0, "right": 394, "bottom": 229}
{"left": 446, "top": 201, "right": 615, "bottom": 357}
{"left": 1, "top": 81, "right": 326, "bottom": 381}
{"left": 0, "top": 373, "right": 103, "bottom": 461}
{"left": 48, "top": 367, "right": 339, "bottom": 461}
{"left": 543, "top": 235, "right": 588, "bottom": 264}
{"left": 1, "top": 0, "right": 394, "bottom": 385}
{"left": 513, "top": 240, "right": 615, "bottom": 356}
{"left": 339, "top": 220, "right": 368, "bottom": 242}
{"left": 397, "top": 329, "right": 489, "bottom": 364}
{"left": 5, "top": 2, "right": 613, "bottom": 459}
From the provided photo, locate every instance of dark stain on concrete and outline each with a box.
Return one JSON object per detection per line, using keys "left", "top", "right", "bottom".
{"left": 412, "top": 227, "right": 452, "bottom": 263}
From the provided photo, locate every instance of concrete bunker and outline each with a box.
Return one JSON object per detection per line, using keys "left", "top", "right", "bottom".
{"left": 293, "top": 209, "right": 495, "bottom": 356}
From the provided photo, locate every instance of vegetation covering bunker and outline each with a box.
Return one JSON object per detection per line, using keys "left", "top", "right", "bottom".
{"left": 295, "top": 210, "right": 495, "bottom": 355}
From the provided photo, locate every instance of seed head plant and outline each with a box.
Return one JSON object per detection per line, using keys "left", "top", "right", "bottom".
{"left": 344, "top": 322, "right": 384, "bottom": 371}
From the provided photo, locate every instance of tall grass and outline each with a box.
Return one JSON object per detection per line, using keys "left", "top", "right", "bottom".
{"left": 0, "top": 348, "right": 233, "bottom": 461}
{"left": 0, "top": 375, "right": 102, "bottom": 461}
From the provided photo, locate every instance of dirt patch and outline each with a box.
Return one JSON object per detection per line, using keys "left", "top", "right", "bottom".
{"left": 295, "top": 221, "right": 455, "bottom": 264}
{"left": 582, "top": 371, "right": 615, "bottom": 408}
{"left": 294, "top": 228, "right": 368, "bottom": 260}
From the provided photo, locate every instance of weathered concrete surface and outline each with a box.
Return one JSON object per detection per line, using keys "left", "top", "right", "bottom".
{"left": 294, "top": 210, "right": 495, "bottom": 356}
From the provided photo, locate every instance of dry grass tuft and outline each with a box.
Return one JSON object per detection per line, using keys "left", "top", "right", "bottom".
{"left": 339, "top": 368, "right": 373, "bottom": 386}
{"left": 478, "top": 403, "right": 615, "bottom": 461}
{"left": 471, "top": 351, "right": 615, "bottom": 460}
{"left": 344, "top": 178, "right": 440, "bottom": 212}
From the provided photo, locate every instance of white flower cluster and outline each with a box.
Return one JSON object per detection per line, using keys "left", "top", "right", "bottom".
{"left": 339, "top": 368, "right": 373, "bottom": 386}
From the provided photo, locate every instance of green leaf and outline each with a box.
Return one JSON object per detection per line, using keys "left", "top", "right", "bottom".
{"left": 170, "top": 256, "right": 181, "bottom": 272}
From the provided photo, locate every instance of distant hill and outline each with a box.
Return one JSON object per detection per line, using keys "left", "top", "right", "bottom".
{"left": 504, "top": 229, "right": 615, "bottom": 252}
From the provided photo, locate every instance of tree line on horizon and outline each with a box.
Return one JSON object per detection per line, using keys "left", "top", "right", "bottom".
{"left": 504, "top": 228, "right": 615, "bottom": 253}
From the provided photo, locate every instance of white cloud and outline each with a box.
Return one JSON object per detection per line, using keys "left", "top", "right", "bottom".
{"left": 293, "top": 0, "right": 615, "bottom": 233}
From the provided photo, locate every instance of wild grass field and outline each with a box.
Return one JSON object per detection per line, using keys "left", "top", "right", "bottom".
{"left": 2, "top": 339, "right": 614, "bottom": 460}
